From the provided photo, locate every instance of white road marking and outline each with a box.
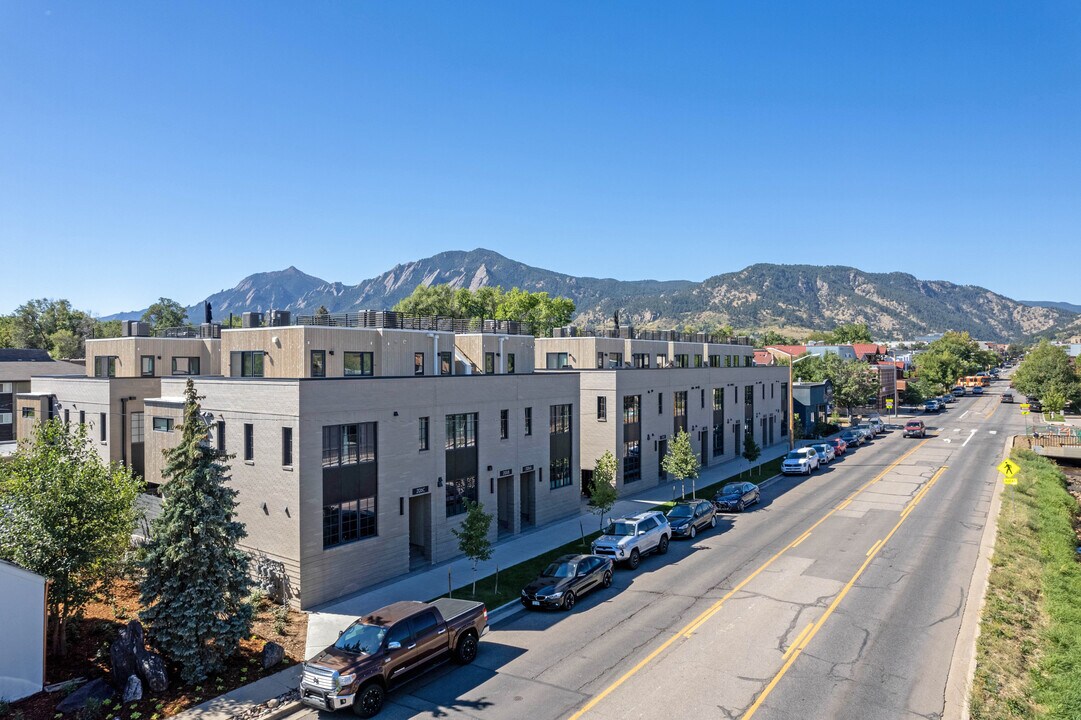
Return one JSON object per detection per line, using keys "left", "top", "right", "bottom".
{"left": 959, "top": 410, "right": 971, "bottom": 420}
{"left": 962, "top": 429, "right": 977, "bottom": 447}
{"left": 989, "top": 430, "right": 998, "bottom": 435}
{"left": 953, "top": 428, "right": 961, "bottom": 433}
{"left": 943, "top": 438, "right": 952, "bottom": 443}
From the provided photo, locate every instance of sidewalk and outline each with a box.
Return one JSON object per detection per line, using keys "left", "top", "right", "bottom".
{"left": 170, "top": 665, "right": 301, "bottom": 720}
{"left": 304, "top": 439, "right": 792, "bottom": 658}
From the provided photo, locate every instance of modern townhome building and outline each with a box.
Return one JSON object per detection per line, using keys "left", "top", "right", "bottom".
{"left": 537, "top": 330, "right": 787, "bottom": 497}
{"left": 137, "top": 314, "right": 578, "bottom": 608}
{"left": 0, "top": 348, "right": 83, "bottom": 443}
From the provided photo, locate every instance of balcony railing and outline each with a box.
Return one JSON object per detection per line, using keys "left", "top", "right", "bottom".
{"left": 296, "top": 311, "right": 535, "bottom": 336}
{"left": 552, "top": 325, "right": 752, "bottom": 346}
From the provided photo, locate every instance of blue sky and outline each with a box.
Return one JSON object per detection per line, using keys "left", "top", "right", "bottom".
{"left": 2, "top": 2, "right": 1079, "bottom": 315}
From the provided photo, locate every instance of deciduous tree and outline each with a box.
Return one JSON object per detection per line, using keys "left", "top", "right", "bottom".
{"left": 663, "top": 429, "right": 701, "bottom": 499}
{"left": 0, "top": 419, "right": 143, "bottom": 655}
{"left": 451, "top": 499, "right": 494, "bottom": 596}
{"left": 141, "top": 297, "right": 189, "bottom": 335}
{"left": 139, "top": 380, "right": 253, "bottom": 683}
{"left": 1012, "top": 340, "right": 1079, "bottom": 407}
{"left": 588, "top": 451, "right": 619, "bottom": 529}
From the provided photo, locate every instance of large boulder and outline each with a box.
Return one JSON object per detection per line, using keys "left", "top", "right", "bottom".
{"left": 56, "top": 679, "right": 115, "bottom": 714}
{"left": 261, "top": 641, "right": 285, "bottom": 670}
{"left": 136, "top": 649, "right": 169, "bottom": 694}
{"left": 122, "top": 675, "right": 143, "bottom": 704}
{"left": 109, "top": 621, "right": 145, "bottom": 690}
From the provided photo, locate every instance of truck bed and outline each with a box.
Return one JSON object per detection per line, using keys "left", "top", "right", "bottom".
{"left": 430, "top": 597, "right": 484, "bottom": 625}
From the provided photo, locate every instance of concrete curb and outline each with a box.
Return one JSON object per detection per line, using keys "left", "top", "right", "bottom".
{"left": 942, "top": 434, "right": 1012, "bottom": 720}
{"left": 254, "top": 700, "right": 303, "bottom": 720}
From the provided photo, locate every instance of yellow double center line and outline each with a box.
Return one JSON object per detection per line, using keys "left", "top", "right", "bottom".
{"left": 742, "top": 464, "right": 949, "bottom": 719}
{"left": 567, "top": 439, "right": 932, "bottom": 720}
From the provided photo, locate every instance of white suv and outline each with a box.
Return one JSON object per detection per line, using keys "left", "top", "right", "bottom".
{"left": 782, "top": 447, "right": 820, "bottom": 475}
{"left": 591, "top": 511, "right": 671, "bottom": 570}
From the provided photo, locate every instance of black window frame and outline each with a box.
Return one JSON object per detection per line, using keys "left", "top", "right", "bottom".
{"left": 235, "top": 351, "right": 264, "bottom": 378}
{"left": 507, "top": 353, "right": 515, "bottom": 374}
{"left": 172, "top": 356, "right": 201, "bottom": 376}
{"left": 597, "top": 395, "right": 607, "bottom": 421}
{"left": 140, "top": 355, "right": 155, "bottom": 377}
{"left": 500, "top": 409, "right": 509, "bottom": 440}
{"left": 282, "top": 426, "right": 293, "bottom": 467}
{"left": 414, "top": 352, "right": 425, "bottom": 376}
{"left": 344, "top": 351, "right": 374, "bottom": 377}
{"left": 419, "top": 416, "right": 430, "bottom": 451}
{"left": 486, "top": 352, "right": 496, "bottom": 374}
{"left": 524, "top": 407, "right": 532, "bottom": 436}
{"left": 152, "top": 416, "right": 174, "bottom": 432}
{"left": 244, "top": 423, "right": 254, "bottom": 461}
{"left": 310, "top": 350, "right": 326, "bottom": 378}
{"left": 94, "top": 356, "right": 117, "bottom": 378}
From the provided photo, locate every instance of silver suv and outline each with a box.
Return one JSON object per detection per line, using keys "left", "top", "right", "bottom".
{"left": 591, "top": 511, "right": 671, "bottom": 570}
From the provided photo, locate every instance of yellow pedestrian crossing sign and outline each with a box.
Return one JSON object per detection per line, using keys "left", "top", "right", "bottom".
{"left": 885, "top": 399, "right": 894, "bottom": 409}
{"left": 1020, "top": 403, "right": 1030, "bottom": 416}
{"left": 997, "top": 459, "right": 1020, "bottom": 484}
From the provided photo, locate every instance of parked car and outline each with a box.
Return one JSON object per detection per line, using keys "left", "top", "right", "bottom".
{"left": 865, "top": 416, "right": 886, "bottom": 433}
{"left": 666, "top": 500, "right": 717, "bottom": 539}
{"left": 951, "top": 386, "right": 966, "bottom": 397}
{"left": 903, "top": 420, "right": 926, "bottom": 438}
{"left": 939, "top": 394, "right": 956, "bottom": 404}
{"left": 591, "top": 511, "right": 671, "bottom": 569}
{"left": 972, "top": 386, "right": 984, "bottom": 395}
{"left": 1001, "top": 391, "right": 1014, "bottom": 403}
{"left": 810, "top": 442, "right": 836, "bottom": 464}
{"left": 828, "top": 437, "right": 848, "bottom": 456}
{"left": 1027, "top": 398, "right": 1043, "bottom": 412}
{"left": 840, "top": 430, "right": 864, "bottom": 447}
{"left": 854, "top": 424, "right": 877, "bottom": 441}
{"left": 520, "top": 554, "right": 613, "bottom": 611}
{"left": 782, "top": 447, "right": 820, "bottom": 475}
{"left": 923, "top": 400, "right": 940, "bottom": 413}
{"left": 301, "top": 599, "right": 489, "bottom": 717}
{"left": 713, "top": 481, "right": 761, "bottom": 512}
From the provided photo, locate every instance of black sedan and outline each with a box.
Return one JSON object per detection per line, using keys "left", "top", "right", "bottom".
{"left": 713, "top": 482, "right": 761, "bottom": 512}
{"left": 666, "top": 500, "right": 717, "bottom": 539}
{"left": 521, "top": 554, "right": 613, "bottom": 611}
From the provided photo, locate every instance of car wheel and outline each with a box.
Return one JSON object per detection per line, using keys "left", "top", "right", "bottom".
{"left": 658, "top": 535, "right": 670, "bottom": 555}
{"left": 755, "top": 490, "right": 761, "bottom": 505}
{"left": 710, "top": 515, "right": 717, "bottom": 528}
{"left": 353, "top": 682, "right": 385, "bottom": 718}
{"left": 736, "top": 500, "right": 745, "bottom": 512}
{"left": 601, "top": 570, "right": 612, "bottom": 589}
{"left": 454, "top": 631, "right": 479, "bottom": 664}
{"left": 562, "top": 590, "right": 576, "bottom": 612}
{"left": 689, "top": 525, "right": 697, "bottom": 539}
{"left": 627, "top": 548, "right": 641, "bottom": 570}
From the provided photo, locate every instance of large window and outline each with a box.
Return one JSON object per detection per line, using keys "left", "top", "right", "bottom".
{"left": 623, "top": 440, "right": 641, "bottom": 482}
{"left": 524, "top": 407, "right": 532, "bottom": 436}
{"left": 414, "top": 352, "right": 425, "bottom": 376}
{"left": 500, "top": 409, "right": 509, "bottom": 439}
{"left": 694, "top": 354, "right": 703, "bottom": 368}
{"left": 623, "top": 395, "right": 640, "bottom": 424}
{"left": 546, "top": 352, "right": 569, "bottom": 369}
{"left": 611, "top": 352, "right": 623, "bottom": 367}
{"left": 674, "top": 354, "right": 689, "bottom": 368}
{"left": 550, "top": 457, "right": 572, "bottom": 489}
{"left": 597, "top": 396, "right": 607, "bottom": 421}
{"left": 445, "top": 475, "right": 477, "bottom": 517}
{"left": 244, "top": 423, "right": 254, "bottom": 461}
{"left": 99, "top": 412, "right": 107, "bottom": 442}
{"left": 310, "top": 350, "right": 326, "bottom": 378}
{"left": 323, "top": 423, "right": 377, "bottom": 466}
{"left": 549, "top": 404, "right": 571, "bottom": 434}
{"left": 709, "top": 355, "right": 721, "bottom": 367}
{"left": 172, "top": 357, "right": 201, "bottom": 376}
{"left": 656, "top": 354, "right": 668, "bottom": 368}
{"left": 345, "top": 351, "right": 373, "bottom": 376}
{"left": 94, "top": 356, "right": 117, "bottom": 378}
{"left": 419, "top": 416, "right": 429, "bottom": 451}
{"left": 233, "top": 351, "right": 263, "bottom": 378}
{"left": 152, "top": 417, "right": 174, "bottom": 432}
{"left": 445, "top": 413, "right": 477, "bottom": 450}
{"left": 507, "top": 353, "right": 515, "bottom": 374}
{"left": 440, "top": 351, "right": 452, "bottom": 375}
{"left": 713, "top": 387, "right": 725, "bottom": 457}
{"left": 140, "top": 355, "right": 155, "bottom": 377}
{"left": 486, "top": 352, "right": 496, "bottom": 374}
{"left": 130, "top": 412, "right": 145, "bottom": 443}
{"left": 633, "top": 353, "right": 649, "bottom": 369}
{"left": 673, "top": 390, "right": 687, "bottom": 433}
{"left": 323, "top": 497, "right": 376, "bottom": 548}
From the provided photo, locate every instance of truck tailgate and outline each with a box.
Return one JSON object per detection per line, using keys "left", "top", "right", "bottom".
{"left": 431, "top": 597, "right": 485, "bottom": 625}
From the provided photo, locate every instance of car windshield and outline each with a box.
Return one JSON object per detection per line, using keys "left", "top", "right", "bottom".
{"left": 334, "top": 623, "right": 387, "bottom": 655}
{"left": 667, "top": 505, "right": 693, "bottom": 518}
{"left": 604, "top": 522, "right": 636, "bottom": 536}
{"left": 785, "top": 451, "right": 804, "bottom": 460}
{"left": 721, "top": 485, "right": 743, "bottom": 496}
{"left": 542, "top": 561, "right": 575, "bottom": 578}
{"left": 812, "top": 445, "right": 827, "bottom": 452}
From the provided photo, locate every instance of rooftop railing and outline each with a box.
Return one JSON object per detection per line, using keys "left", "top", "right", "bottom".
{"left": 553, "top": 325, "right": 752, "bottom": 346}
{"left": 295, "top": 311, "right": 536, "bottom": 336}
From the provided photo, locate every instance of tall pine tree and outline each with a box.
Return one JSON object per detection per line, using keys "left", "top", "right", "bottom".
{"left": 139, "top": 380, "right": 253, "bottom": 683}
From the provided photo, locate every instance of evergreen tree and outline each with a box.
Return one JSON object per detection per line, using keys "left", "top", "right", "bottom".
{"left": 451, "top": 500, "right": 494, "bottom": 596}
{"left": 139, "top": 380, "right": 253, "bottom": 683}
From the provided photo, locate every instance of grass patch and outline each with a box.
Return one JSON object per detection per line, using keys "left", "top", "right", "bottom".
{"left": 432, "top": 454, "right": 786, "bottom": 609}
{"left": 970, "top": 450, "right": 1081, "bottom": 719}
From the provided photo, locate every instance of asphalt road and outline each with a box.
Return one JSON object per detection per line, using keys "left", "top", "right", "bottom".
{"left": 289, "top": 384, "right": 1022, "bottom": 720}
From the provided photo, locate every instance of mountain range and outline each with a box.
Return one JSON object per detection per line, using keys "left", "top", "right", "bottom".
{"left": 105, "top": 249, "right": 1080, "bottom": 343}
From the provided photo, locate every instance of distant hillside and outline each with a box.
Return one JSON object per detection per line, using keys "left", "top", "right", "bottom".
{"left": 105, "top": 249, "right": 1079, "bottom": 342}
{"left": 1020, "top": 299, "right": 1081, "bottom": 315}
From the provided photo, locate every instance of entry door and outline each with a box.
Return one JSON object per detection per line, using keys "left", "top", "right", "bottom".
{"left": 497, "top": 477, "right": 514, "bottom": 535}
{"left": 519, "top": 472, "right": 535, "bottom": 527}
{"left": 700, "top": 429, "right": 708, "bottom": 467}
{"left": 761, "top": 418, "right": 767, "bottom": 448}
{"left": 658, "top": 438, "right": 668, "bottom": 481}
{"left": 732, "top": 423, "right": 741, "bottom": 456}
{"left": 408, "top": 494, "right": 431, "bottom": 560}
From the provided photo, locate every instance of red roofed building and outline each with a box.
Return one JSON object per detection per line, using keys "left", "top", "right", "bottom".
{"left": 852, "top": 343, "right": 889, "bottom": 362}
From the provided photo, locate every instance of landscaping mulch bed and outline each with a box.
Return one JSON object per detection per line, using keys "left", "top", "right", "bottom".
{"left": 7, "top": 579, "right": 307, "bottom": 720}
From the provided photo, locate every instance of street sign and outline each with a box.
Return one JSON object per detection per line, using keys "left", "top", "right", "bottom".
{"left": 1004, "top": 476, "right": 1018, "bottom": 485}
{"left": 1021, "top": 409, "right": 1030, "bottom": 416}
{"left": 885, "top": 399, "right": 894, "bottom": 409}
{"left": 1020, "top": 403, "right": 1031, "bottom": 410}
{"left": 997, "top": 459, "right": 1020, "bottom": 479}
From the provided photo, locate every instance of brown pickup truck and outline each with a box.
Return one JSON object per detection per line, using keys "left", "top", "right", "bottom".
{"left": 300, "top": 599, "right": 488, "bottom": 718}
